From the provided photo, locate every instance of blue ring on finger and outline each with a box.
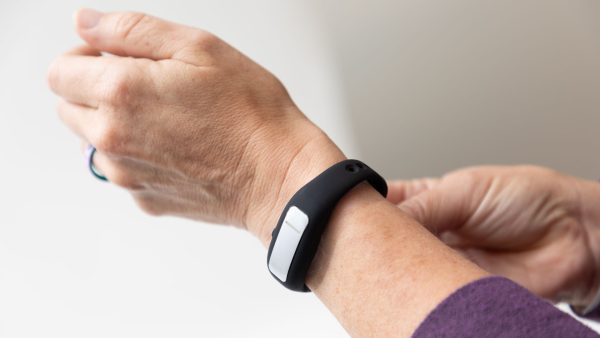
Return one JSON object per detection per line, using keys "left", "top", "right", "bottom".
{"left": 85, "top": 145, "right": 108, "bottom": 182}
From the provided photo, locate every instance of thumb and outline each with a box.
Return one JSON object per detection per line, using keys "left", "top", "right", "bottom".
{"left": 74, "top": 9, "right": 210, "bottom": 64}
{"left": 398, "top": 182, "right": 468, "bottom": 234}
{"left": 386, "top": 178, "right": 440, "bottom": 204}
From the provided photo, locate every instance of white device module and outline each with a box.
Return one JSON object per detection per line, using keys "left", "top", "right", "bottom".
{"left": 268, "top": 206, "right": 309, "bottom": 282}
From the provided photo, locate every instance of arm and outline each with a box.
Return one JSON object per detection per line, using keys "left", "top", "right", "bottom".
{"left": 259, "top": 143, "right": 487, "bottom": 336}
{"left": 389, "top": 166, "right": 600, "bottom": 310}
{"left": 414, "top": 276, "right": 599, "bottom": 337}
{"left": 272, "top": 159, "right": 599, "bottom": 336}
{"left": 48, "top": 10, "right": 596, "bottom": 337}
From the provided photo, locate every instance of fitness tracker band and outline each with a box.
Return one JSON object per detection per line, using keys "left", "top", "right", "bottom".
{"left": 267, "top": 159, "right": 388, "bottom": 292}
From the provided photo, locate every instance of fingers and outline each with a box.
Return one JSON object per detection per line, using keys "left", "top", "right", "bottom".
{"left": 386, "top": 178, "right": 440, "bottom": 204}
{"left": 48, "top": 51, "right": 138, "bottom": 108}
{"left": 57, "top": 100, "right": 98, "bottom": 141}
{"left": 57, "top": 99, "right": 132, "bottom": 158}
{"left": 397, "top": 182, "right": 468, "bottom": 234}
{"left": 439, "top": 231, "right": 474, "bottom": 248}
{"left": 86, "top": 145, "right": 184, "bottom": 218}
{"left": 48, "top": 54, "right": 102, "bottom": 106}
{"left": 74, "top": 9, "right": 216, "bottom": 65}
{"left": 91, "top": 150, "right": 144, "bottom": 190}
{"left": 85, "top": 140, "right": 172, "bottom": 192}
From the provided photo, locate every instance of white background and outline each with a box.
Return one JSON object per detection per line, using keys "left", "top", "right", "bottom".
{"left": 1, "top": 1, "right": 600, "bottom": 337}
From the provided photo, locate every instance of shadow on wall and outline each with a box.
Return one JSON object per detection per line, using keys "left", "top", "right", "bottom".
{"left": 312, "top": 0, "right": 600, "bottom": 179}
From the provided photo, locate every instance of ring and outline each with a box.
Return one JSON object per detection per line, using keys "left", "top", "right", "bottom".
{"left": 85, "top": 145, "right": 108, "bottom": 182}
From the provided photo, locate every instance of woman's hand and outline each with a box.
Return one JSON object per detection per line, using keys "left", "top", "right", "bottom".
{"left": 388, "top": 166, "right": 600, "bottom": 307}
{"left": 48, "top": 9, "right": 344, "bottom": 243}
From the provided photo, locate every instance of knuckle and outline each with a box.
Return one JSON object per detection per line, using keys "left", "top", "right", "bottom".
{"left": 191, "top": 30, "right": 221, "bottom": 51}
{"left": 114, "top": 12, "right": 148, "bottom": 41}
{"left": 94, "top": 121, "right": 124, "bottom": 155}
{"left": 102, "top": 70, "right": 132, "bottom": 105}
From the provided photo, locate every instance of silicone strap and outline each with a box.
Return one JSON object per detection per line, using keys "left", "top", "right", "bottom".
{"left": 267, "top": 159, "right": 387, "bottom": 292}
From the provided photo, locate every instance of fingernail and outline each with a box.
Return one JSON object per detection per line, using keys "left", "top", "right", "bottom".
{"left": 76, "top": 8, "right": 103, "bottom": 29}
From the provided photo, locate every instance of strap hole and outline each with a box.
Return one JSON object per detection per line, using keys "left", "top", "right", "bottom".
{"left": 345, "top": 164, "right": 359, "bottom": 173}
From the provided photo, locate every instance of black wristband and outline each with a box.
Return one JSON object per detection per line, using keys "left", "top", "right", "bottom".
{"left": 266, "top": 159, "right": 387, "bottom": 292}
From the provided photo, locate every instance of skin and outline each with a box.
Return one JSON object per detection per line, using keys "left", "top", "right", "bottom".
{"left": 47, "top": 8, "right": 600, "bottom": 334}
{"left": 388, "top": 166, "right": 600, "bottom": 309}
{"left": 48, "top": 9, "right": 488, "bottom": 337}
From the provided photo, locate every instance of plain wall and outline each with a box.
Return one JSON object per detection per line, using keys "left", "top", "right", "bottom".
{"left": 1, "top": 1, "right": 599, "bottom": 337}
{"left": 315, "top": 0, "right": 600, "bottom": 179}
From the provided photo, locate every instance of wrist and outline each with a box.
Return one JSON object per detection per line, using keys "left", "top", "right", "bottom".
{"left": 304, "top": 182, "right": 388, "bottom": 287}
{"left": 303, "top": 178, "right": 488, "bottom": 336}
{"left": 245, "top": 117, "right": 346, "bottom": 245}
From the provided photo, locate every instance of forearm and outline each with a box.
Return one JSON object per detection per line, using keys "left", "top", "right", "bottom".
{"left": 306, "top": 185, "right": 488, "bottom": 336}
{"left": 250, "top": 135, "right": 488, "bottom": 337}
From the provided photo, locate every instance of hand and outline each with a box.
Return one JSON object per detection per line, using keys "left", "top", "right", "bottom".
{"left": 388, "top": 166, "right": 600, "bottom": 307}
{"left": 48, "top": 9, "right": 344, "bottom": 243}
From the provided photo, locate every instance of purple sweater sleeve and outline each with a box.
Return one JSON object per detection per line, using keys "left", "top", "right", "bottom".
{"left": 412, "top": 277, "right": 598, "bottom": 337}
